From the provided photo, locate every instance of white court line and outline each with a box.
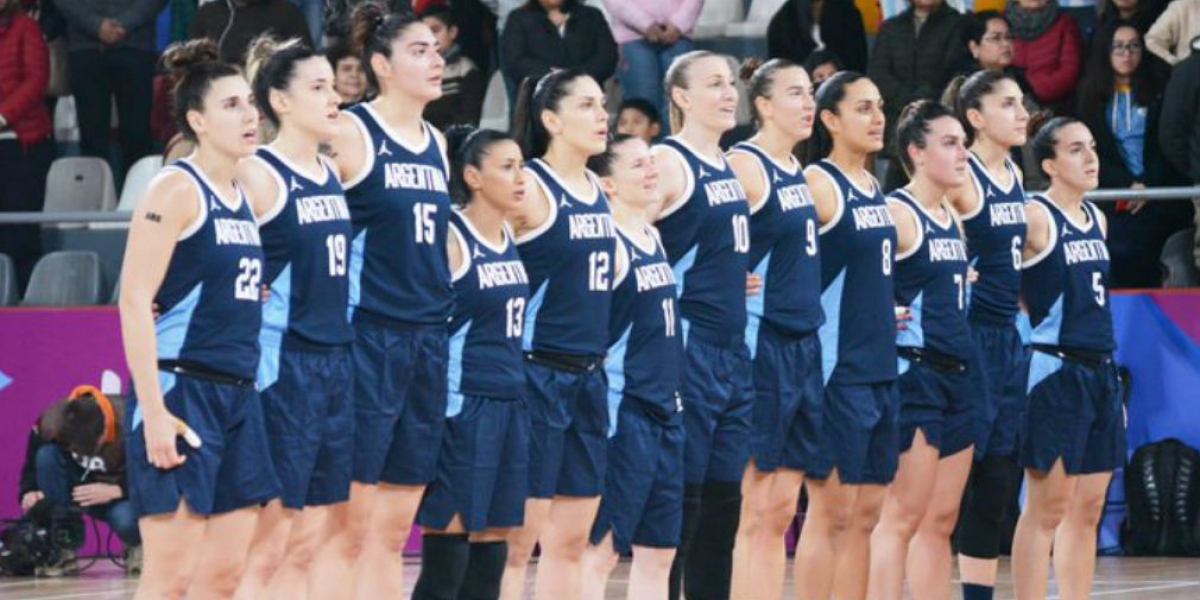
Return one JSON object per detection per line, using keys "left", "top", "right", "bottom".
{"left": 11, "top": 585, "right": 136, "bottom": 600}
{"left": 1041, "top": 582, "right": 1200, "bottom": 599}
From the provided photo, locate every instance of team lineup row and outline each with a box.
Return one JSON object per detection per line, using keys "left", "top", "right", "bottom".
{"left": 116, "top": 5, "right": 1120, "bottom": 600}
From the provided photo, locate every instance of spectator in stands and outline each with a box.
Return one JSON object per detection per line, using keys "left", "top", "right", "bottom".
{"left": 1158, "top": 36, "right": 1200, "bottom": 271}
{"left": 767, "top": 0, "right": 868, "bottom": 74}
{"left": 1079, "top": 21, "right": 1190, "bottom": 287}
{"left": 289, "top": 0, "right": 324, "bottom": 46}
{"left": 189, "top": 0, "right": 311, "bottom": 65}
{"left": 0, "top": 0, "right": 52, "bottom": 293}
{"left": 868, "top": 0, "right": 965, "bottom": 190}
{"left": 55, "top": 0, "right": 163, "bottom": 175}
{"left": 17, "top": 387, "right": 141, "bottom": 576}
{"left": 952, "top": 11, "right": 1036, "bottom": 98}
{"left": 1145, "top": 0, "right": 1200, "bottom": 65}
{"left": 604, "top": 0, "right": 702, "bottom": 126}
{"left": 327, "top": 41, "right": 366, "bottom": 107}
{"left": 423, "top": 5, "right": 485, "bottom": 128}
{"left": 1097, "top": 0, "right": 1166, "bottom": 35}
{"left": 500, "top": 0, "right": 618, "bottom": 90}
{"left": 1007, "top": 0, "right": 1083, "bottom": 110}
{"left": 803, "top": 49, "right": 845, "bottom": 87}
{"left": 615, "top": 97, "right": 661, "bottom": 144}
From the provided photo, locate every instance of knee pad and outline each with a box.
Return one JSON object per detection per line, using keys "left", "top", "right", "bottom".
{"left": 957, "top": 456, "right": 1021, "bottom": 559}
{"left": 670, "top": 484, "right": 705, "bottom": 600}
{"left": 684, "top": 480, "right": 743, "bottom": 600}
{"left": 458, "top": 541, "right": 507, "bottom": 600}
{"left": 411, "top": 534, "right": 470, "bottom": 600}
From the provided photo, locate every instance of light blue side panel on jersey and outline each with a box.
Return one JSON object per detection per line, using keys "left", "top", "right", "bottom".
{"left": 347, "top": 230, "right": 367, "bottom": 321}
{"left": 1031, "top": 294, "right": 1064, "bottom": 346}
{"left": 818, "top": 269, "right": 846, "bottom": 384}
{"left": 604, "top": 325, "right": 632, "bottom": 438}
{"left": 896, "top": 291, "right": 925, "bottom": 349}
{"left": 257, "top": 264, "right": 293, "bottom": 391}
{"left": 446, "top": 320, "right": 471, "bottom": 417}
{"left": 745, "top": 251, "right": 771, "bottom": 360}
{"left": 1026, "top": 351, "right": 1064, "bottom": 393}
{"left": 966, "top": 256, "right": 979, "bottom": 309}
{"left": 521, "top": 281, "right": 548, "bottom": 352}
{"left": 156, "top": 283, "right": 203, "bottom": 361}
{"left": 671, "top": 245, "right": 699, "bottom": 299}
{"left": 1016, "top": 310, "right": 1033, "bottom": 345}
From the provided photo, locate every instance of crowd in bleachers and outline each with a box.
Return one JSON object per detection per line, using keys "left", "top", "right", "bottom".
{"left": 2, "top": 0, "right": 1200, "bottom": 303}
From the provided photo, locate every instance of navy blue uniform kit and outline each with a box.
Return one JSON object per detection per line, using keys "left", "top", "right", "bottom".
{"left": 253, "top": 147, "right": 355, "bottom": 510}
{"left": 656, "top": 137, "right": 753, "bottom": 485}
{"left": 890, "top": 190, "right": 983, "bottom": 458}
{"left": 729, "top": 142, "right": 825, "bottom": 473}
{"left": 591, "top": 223, "right": 685, "bottom": 552}
{"left": 126, "top": 159, "right": 281, "bottom": 516}
{"left": 1022, "top": 195, "right": 1123, "bottom": 475}
{"left": 807, "top": 160, "right": 900, "bottom": 485}
{"left": 962, "top": 154, "right": 1030, "bottom": 457}
{"left": 418, "top": 211, "right": 531, "bottom": 531}
{"left": 343, "top": 104, "right": 453, "bottom": 486}
{"left": 518, "top": 159, "right": 616, "bottom": 498}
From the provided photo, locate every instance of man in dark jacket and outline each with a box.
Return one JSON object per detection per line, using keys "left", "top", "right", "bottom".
{"left": 1158, "top": 36, "right": 1200, "bottom": 270}
{"left": 767, "top": 0, "right": 869, "bottom": 74}
{"left": 18, "top": 387, "right": 140, "bottom": 576}
{"left": 189, "top": 0, "right": 312, "bottom": 65}
{"left": 500, "top": 0, "right": 617, "bottom": 91}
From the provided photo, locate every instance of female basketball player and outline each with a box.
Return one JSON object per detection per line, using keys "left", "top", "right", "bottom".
{"left": 725, "top": 58, "right": 824, "bottom": 600}
{"left": 945, "top": 70, "right": 1031, "bottom": 600}
{"left": 120, "top": 39, "right": 278, "bottom": 599}
{"left": 409, "top": 126, "right": 530, "bottom": 600}
{"left": 796, "top": 71, "right": 897, "bottom": 600}
{"left": 315, "top": 3, "right": 453, "bottom": 598}
{"left": 499, "top": 69, "right": 616, "bottom": 600}
{"left": 581, "top": 134, "right": 684, "bottom": 600}
{"left": 1012, "top": 117, "right": 1120, "bottom": 600}
{"left": 231, "top": 38, "right": 352, "bottom": 600}
{"left": 867, "top": 100, "right": 980, "bottom": 600}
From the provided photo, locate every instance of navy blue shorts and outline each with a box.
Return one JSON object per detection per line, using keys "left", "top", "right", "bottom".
{"left": 350, "top": 313, "right": 449, "bottom": 486}
{"left": 525, "top": 357, "right": 609, "bottom": 498}
{"left": 750, "top": 326, "right": 823, "bottom": 472}
{"left": 258, "top": 341, "right": 354, "bottom": 509}
{"left": 808, "top": 381, "right": 900, "bottom": 485}
{"left": 1022, "top": 351, "right": 1125, "bottom": 475}
{"left": 682, "top": 325, "right": 753, "bottom": 485}
{"left": 126, "top": 372, "right": 281, "bottom": 517}
{"left": 897, "top": 355, "right": 984, "bottom": 458}
{"left": 417, "top": 394, "right": 529, "bottom": 531}
{"left": 590, "top": 399, "right": 684, "bottom": 553}
{"left": 972, "top": 322, "right": 1029, "bottom": 458}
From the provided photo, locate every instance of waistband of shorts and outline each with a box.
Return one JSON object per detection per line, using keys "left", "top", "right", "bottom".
{"left": 281, "top": 333, "right": 351, "bottom": 354}
{"left": 759, "top": 319, "right": 819, "bottom": 343}
{"left": 687, "top": 325, "right": 747, "bottom": 350}
{"left": 158, "top": 360, "right": 255, "bottom": 387}
{"left": 352, "top": 309, "right": 448, "bottom": 333}
{"left": 525, "top": 350, "right": 603, "bottom": 374}
{"left": 1031, "top": 344, "right": 1112, "bottom": 369}
{"left": 898, "top": 346, "right": 968, "bottom": 373}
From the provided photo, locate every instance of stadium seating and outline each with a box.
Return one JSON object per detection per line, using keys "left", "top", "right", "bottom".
{"left": 479, "top": 71, "right": 511, "bottom": 133}
{"left": 726, "top": 0, "right": 787, "bottom": 37}
{"left": 694, "top": 0, "right": 745, "bottom": 40}
{"left": 21, "top": 251, "right": 104, "bottom": 307}
{"left": 117, "top": 155, "right": 165, "bottom": 213}
{"left": 0, "top": 254, "right": 17, "bottom": 307}
{"left": 42, "top": 157, "right": 118, "bottom": 215}
{"left": 1161, "top": 227, "right": 1200, "bottom": 288}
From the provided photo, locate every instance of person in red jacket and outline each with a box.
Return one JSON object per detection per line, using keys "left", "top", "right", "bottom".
{"left": 1007, "top": 0, "right": 1083, "bottom": 110}
{"left": 0, "top": 0, "right": 53, "bottom": 294}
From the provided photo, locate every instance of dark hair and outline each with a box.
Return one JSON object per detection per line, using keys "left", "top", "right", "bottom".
{"left": 803, "top": 70, "right": 870, "bottom": 162}
{"left": 961, "top": 10, "right": 1009, "bottom": 46}
{"left": 895, "top": 100, "right": 959, "bottom": 176}
{"left": 419, "top": 4, "right": 455, "bottom": 27}
{"left": 617, "top": 98, "right": 660, "bottom": 125}
{"left": 1098, "top": 0, "right": 1153, "bottom": 29}
{"left": 1029, "top": 114, "right": 1082, "bottom": 179}
{"left": 740, "top": 57, "right": 805, "bottom": 127}
{"left": 60, "top": 398, "right": 107, "bottom": 455}
{"left": 1077, "top": 22, "right": 1155, "bottom": 120}
{"left": 350, "top": 1, "right": 422, "bottom": 94}
{"left": 802, "top": 49, "right": 845, "bottom": 79}
{"left": 522, "top": 0, "right": 581, "bottom": 10}
{"left": 511, "top": 69, "right": 592, "bottom": 158}
{"left": 162, "top": 39, "right": 243, "bottom": 142}
{"left": 245, "top": 36, "right": 324, "bottom": 128}
{"left": 444, "top": 125, "right": 516, "bottom": 205}
{"left": 943, "top": 70, "right": 1016, "bottom": 146}
{"left": 326, "top": 41, "right": 358, "bottom": 69}
{"left": 587, "top": 133, "right": 638, "bottom": 177}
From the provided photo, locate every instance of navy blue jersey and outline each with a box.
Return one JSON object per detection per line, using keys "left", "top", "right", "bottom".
{"left": 253, "top": 147, "right": 354, "bottom": 346}
{"left": 655, "top": 137, "right": 751, "bottom": 338}
{"left": 730, "top": 141, "right": 823, "bottom": 341}
{"left": 154, "top": 159, "right": 264, "bottom": 379}
{"left": 343, "top": 104, "right": 453, "bottom": 325}
{"left": 606, "top": 223, "right": 684, "bottom": 422}
{"left": 516, "top": 159, "right": 616, "bottom": 356}
{"left": 447, "top": 210, "right": 530, "bottom": 401}
{"left": 810, "top": 160, "right": 898, "bottom": 384}
{"left": 962, "top": 153, "right": 1027, "bottom": 325}
{"left": 890, "top": 190, "right": 972, "bottom": 360}
{"left": 1022, "top": 195, "right": 1115, "bottom": 352}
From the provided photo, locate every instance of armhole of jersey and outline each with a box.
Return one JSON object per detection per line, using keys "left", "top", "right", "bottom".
{"left": 728, "top": 148, "right": 772, "bottom": 214}
{"left": 1086, "top": 202, "right": 1107, "bottom": 238}
{"left": 656, "top": 144, "right": 694, "bottom": 220}
{"left": 253, "top": 156, "right": 289, "bottom": 226}
{"left": 165, "top": 167, "right": 208, "bottom": 242}
{"left": 960, "top": 167, "right": 986, "bottom": 221}
{"left": 808, "top": 165, "right": 845, "bottom": 235}
{"left": 514, "top": 167, "right": 559, "bottom": 244}
{"left": 612, "top": 237, "right": 630, "bottom": 289}
{"left": 448, "top": 222, "right": 472, "bottom": 282}
{"left": 430, "top": 122, "right": 451, "bottom": 181}
{"left": 1022, "top": 200, "right": 1057, "bottom": 269}
{"left": 342, "top": 111, "right": 376, "bottom": 190}
{"left": 892, "top": 198, "right": 924, "bottom": 262}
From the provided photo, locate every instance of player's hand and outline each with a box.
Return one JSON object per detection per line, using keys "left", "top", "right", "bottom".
{"left": 20, "top": 491, "right": 43, "bottom": 513}
{"left": 895, "top": 305, "right": 912, "bottom": 331}
{"left": 745, "top": 273, "right": 763, "bottom": 297}
{"left": 144, "top": 407, "right": 187, "bottom": 470}
{"left": 261, "top": 285, "right": 271, "bottom": 303}
{"left": 73, "top": 483, "right": 122, "bottom": 507}
{"left": 967, "top": 267, "right": 979, "bottom": 284}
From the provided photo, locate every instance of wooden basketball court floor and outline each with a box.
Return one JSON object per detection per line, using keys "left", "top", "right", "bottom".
{"left": 0, "top": 556, "right": 1197, "bottom": 599}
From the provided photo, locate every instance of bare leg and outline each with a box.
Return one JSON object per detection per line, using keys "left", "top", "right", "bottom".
{"left": 500, "top": 497, "right": 552, "bottom": 600}
{"left": 1011, "top": 461, "right": 1076, "bottom": 600}
{"left": 907, "top": 445, "right": 974, "bottom": 600}
{"left": 1052, "top": 472, "right": 1112, "bottom": 600}
{"left": 532, "top": 495, "right": 603, "bottom": 600}
{"left": 793, "top": 471, "right": 854, "bottom": 600}
{"left": 269, "top": 505, "right": 330, "bottom": 600}
{"left": 867, "top": 431, "right": 940, "bottom": 600}
{"left": 583, "top": 533, "right": 619, "bottom": 600}
{"left": 235, "top": 500, "right": 295, "bottom": 600}
{"left": 833, "top": 483, "right": 887, "bottom": 600}
{"left": 191, "top": 506, "right": 261, "bottom": 600}
{"left": 731, "top": 461, "right": 765, "bottom": 600}
{"left": 628, "top": 545, "right": 677, "bottom": 600}
{"left": 746, "top": 464, "right": 804, "bottom": 600}
{"left": 353, "top": 483, "right": 424, "bottom": 600}
{"left": 309, "top": 483, "right": 376, "bottom": 600}
{"left": 133, "top": 502, "right": 207, "bottom": 600}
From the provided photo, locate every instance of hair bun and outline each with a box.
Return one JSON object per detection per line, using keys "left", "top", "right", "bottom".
{"left": 1027, "top": 109, "right": 1055, "bottom": 138}
{"left": 162, "top": 39, "right": 223, "bottom": 80}
{"left": 350, "top": 1, "right": 390, "bottom": 55}
{"left": 444, "top": 124, "right": 478, "bottom": 160}
{"left": 739, "top": 57, "right": 764, "bottom": 83}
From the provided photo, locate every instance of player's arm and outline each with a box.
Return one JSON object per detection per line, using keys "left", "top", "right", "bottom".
{"left": 1022, "top": 200, "right": 1053, "bottom": 261}
{"left": 946, "top": 175, "right": 980, "bottom": 219}
{"left": 727, "top": 150, "right": 767, "bottom": 213}
{"left": 328, "top": 111, "right": 369, "bottom": 184}
{"left": 236, "top": 157, "right": 283, "bottom": 220}
{"left": 650, "top": 145, "right": 687, "bottom": 221}
{"left": 887, "top": 198, "right": 920, "bottom": 257}
{"left": 506, "top": 168, "right": 552, "bottom": 238}
{"left": 804, "top": 166, "right": 839, "bottom": 226}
